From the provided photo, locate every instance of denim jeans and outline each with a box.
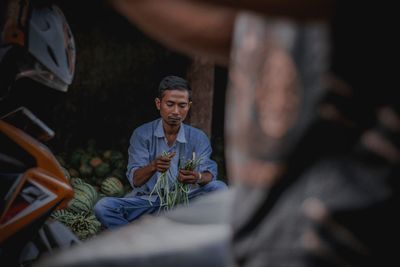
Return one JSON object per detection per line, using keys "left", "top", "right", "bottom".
{"left": 94, "top": 180, "right": 227, "bottom": 229}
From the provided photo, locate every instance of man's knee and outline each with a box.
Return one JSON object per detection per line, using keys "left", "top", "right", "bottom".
{"left": 94, "top": 197, "right": 116, "bottom": 219}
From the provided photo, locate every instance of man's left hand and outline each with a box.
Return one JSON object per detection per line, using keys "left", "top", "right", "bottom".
{"left": 178, "top": 169, "right": 199, "bottom": 184}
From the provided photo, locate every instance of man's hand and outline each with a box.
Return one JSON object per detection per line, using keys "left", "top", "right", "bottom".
{"left": 153, "top": 151, "right": 176, "bottom": 173}
{"left": 133, "top": 152, "right": 176, "bottom": 187}
{"left": 178, "top": 169, "right": 199, "bottom": 184}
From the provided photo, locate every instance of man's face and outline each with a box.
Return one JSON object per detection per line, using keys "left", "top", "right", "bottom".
{"left": 155, "top": 89, "right": 191, "bottom": 127}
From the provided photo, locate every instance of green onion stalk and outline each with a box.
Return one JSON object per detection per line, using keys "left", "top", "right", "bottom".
{"left": 149, "top": 151, "right": 173, "bottom": 211}
{"left": 174, "top": 152, "right": 202, "bottom": 208}
{"left": 149, "top": 151, "right": 202, "bottom": 212}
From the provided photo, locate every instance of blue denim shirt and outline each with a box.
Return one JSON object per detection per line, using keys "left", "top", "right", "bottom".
{"left": 126, "top": 118, "right": 218, "bottom": 201}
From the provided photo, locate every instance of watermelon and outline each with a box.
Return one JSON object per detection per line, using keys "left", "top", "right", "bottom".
{"left": 51, "top": 209, "right": 76, "bottom": 225}
{"left": 94, "top": 162, "right": 110, "bottom": 178}
{"left": 110, "top": 168, "right": 126, "bottom": 180}
{"left": 70, "top": 149, "right": 85, "bottom": 168}
{"left": 109, "top": 151, "right": 124, "bottom": 165}
{"left": 69, "top": 212, "right": 102, "bottom": 240}
{"left": 70, "top": 177, "right": 84, "bottom": 187}
{"left": 89, "top": 157, "right": 103, "bottom": 168}
{"left": 73, "top": 182, "right": 98, "bottom": 203}
{"left": 101, "top": 177, "right": 124, "bottom": 197}
{"left": 68, "top": 168, "right": 79, "bottom": 177}
{"left": 79, "top": 163, "right": 93, "bottom": 177}
{"left": 102, "top": 150, "right": 112, "bottom": 160}
{"left": 68, "top": 190, "right": 94, "bottom": 213}
{"left": 80, "top": 154, "right": 92, "bottom": 166}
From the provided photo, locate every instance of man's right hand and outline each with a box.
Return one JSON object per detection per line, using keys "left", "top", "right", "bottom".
{"left": 133, "top": 152, "right": 176, "bottom": 187}
{"left": 153, "top": 151, "right": 176, "bottom": 173}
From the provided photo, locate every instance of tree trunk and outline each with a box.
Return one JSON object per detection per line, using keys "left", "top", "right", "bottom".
{"left": 186, "top": 57, "right": 215, "bottom": 137}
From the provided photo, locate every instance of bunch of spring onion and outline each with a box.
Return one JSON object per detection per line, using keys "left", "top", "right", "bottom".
{"left": 149, "top": 151, "right": 202, "bottom": 212}
{"left": 173, "top": 152, "right": 202, "bottom": 208}
{"left": 149, "top": 151, "right": 173, "bottom": 211}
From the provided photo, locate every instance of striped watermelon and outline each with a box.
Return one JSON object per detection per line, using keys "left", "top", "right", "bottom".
{"left": 70, "top": 177, "right": 84, "bottom": 187}
{"left": 73, "top": 182, "right": 98, "bottom": 203}
{"left": 86, "top": 214, "right": 101, "bottom": 234}
{"left": 101, "top": 177, "right": 124, "bottom": 197}
{"left": 52, "top": 211, "right": 101, "bottom": 240}
{"left": 51, "top": 209, "right": 76, "bottom": 225}
{"left": 68, "top": 190, "right": 94, "bottom": 213}
{"left": 69, "top": 212, "right": 102, "bottom": 240}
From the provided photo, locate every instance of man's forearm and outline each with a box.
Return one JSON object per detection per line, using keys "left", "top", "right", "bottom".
{"left": 198, "top": 171, "right": 213, "bottom": 185}
{"left": 132, "top": 161, "right": 156, "bottom": 187}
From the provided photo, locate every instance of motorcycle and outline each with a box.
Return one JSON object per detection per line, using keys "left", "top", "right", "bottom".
{"left": 0, "top": 107, "right": 80, "bottom": 267}
{"left": 1, "top": 0, "right": 79, "bottom": 265}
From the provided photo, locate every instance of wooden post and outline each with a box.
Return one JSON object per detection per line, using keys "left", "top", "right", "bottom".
{"left": 186, "top": 57, "right": 215, "bottom": 137}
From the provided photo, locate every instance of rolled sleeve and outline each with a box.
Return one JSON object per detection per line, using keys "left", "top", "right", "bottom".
{"left": 126, "top": 129, "right": 151, "bottom": 187}
{"left": 195, "top": 132, "right": 218, "bottom": 180}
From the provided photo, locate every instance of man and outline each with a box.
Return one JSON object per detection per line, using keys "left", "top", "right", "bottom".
{"left": 94, "top": 75, "right": 227, "bottom": 229}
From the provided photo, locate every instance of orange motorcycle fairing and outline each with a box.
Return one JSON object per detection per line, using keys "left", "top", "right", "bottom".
{"left": 0, "top": 120, "right": 74, "bottom": 244}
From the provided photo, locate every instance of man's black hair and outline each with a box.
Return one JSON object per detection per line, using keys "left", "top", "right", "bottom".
{"left": 158, "top": 75, "right": 192, "bottom": 100}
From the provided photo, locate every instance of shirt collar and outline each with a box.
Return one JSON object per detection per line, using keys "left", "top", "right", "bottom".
{"left": 154, "top": 119, "right": 164, "bottom": 138}
{"left": 176, "top": 124, "right": 187, "bottom": 143}
{"left": 154, "top": 119, "right": 187, "bottom": 144}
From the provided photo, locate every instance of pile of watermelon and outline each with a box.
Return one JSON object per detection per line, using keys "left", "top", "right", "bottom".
{"left": 52, "top": 139, "right": 131, "bottom": 240}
